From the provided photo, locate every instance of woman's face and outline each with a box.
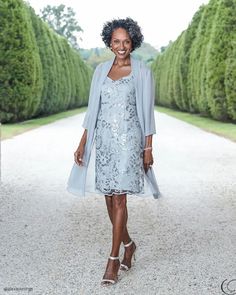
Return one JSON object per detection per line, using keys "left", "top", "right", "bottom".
{"left": 110, "top": 28, "right": 132, "bottom": 59}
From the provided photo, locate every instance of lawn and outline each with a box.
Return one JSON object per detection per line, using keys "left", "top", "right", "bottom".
{"left": 156, "top": 106, "right": 236, "bottom": 142}
{"left": 1, "top": 107, "right": 87, "bottom": 140}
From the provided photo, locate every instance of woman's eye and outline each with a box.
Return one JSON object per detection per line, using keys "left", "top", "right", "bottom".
{"left": 112, "top": 40, "right": 131, "bottom": 46}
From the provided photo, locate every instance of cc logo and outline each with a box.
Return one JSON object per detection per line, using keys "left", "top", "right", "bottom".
{"left": 221, "top": 279, "right": 236, "bottom": 295}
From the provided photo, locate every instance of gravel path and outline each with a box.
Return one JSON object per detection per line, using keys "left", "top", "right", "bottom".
{"left": 1, "top": 111, "right": 236, "bottom": 295}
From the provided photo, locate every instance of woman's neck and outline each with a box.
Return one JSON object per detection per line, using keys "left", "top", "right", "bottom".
{"left": 114, "top": 55, "right": 131, "bottom": 67}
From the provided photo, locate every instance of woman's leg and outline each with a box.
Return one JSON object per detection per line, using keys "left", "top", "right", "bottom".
{"left": 110, "top": 194, "right": 127, "bottom": 256}
{"left": 105, "top": 195, "right": 137, "bottom": 270}
{"left": 102, "top": 194, "right": 127, "bottom": 283}
{"left": 105, "top": 195, "right": 131, "bottom": 244}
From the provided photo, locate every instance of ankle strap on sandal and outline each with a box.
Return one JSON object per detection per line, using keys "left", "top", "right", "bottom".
{"left": 124, "top": 240, "right": 133, "bottom": 247}
{"left": 109, "top": 256, "right": 119, "bottom": 260}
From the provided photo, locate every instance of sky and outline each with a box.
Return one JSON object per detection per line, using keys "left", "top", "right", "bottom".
{"left": 27, "top": 0, "right": 210, "bottom": 50}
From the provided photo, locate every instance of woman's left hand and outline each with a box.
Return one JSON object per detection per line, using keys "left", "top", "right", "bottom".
{"left": 143, "top": 150, "right": 154, "bottom": 173}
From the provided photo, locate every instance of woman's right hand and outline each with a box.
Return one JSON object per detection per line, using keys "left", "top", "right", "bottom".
{"left": 74, "top": 144, "right": 85, "bottom": 166}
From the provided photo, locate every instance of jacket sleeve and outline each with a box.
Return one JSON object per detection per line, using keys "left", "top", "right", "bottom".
{"left": 82, "top": 63, "right": 102, "bottom": 130}
{"left": 143, "top": 67, "right": 156, "bottom": 136}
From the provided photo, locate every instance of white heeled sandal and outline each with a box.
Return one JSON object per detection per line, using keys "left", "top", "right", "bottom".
{"left": 120, "top": 240, "right": 137, "bottom": 271}
{"left": 101, "top": 256, "right": 120, "bottom": 286}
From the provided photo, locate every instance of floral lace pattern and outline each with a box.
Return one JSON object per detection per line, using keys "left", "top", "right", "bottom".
{"left": 95, "top": 74, "right": 144, "bottom": 196}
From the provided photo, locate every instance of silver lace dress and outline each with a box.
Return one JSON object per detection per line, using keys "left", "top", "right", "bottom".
{"left": 95, "top": 72, "right": 145, "bottom": 196}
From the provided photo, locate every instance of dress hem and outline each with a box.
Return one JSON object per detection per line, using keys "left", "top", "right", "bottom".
{"left": 95, "top": 187, "right": 145, "bottom": 196}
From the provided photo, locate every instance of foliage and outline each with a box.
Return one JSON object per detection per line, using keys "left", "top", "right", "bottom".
{"left": 152, "top": 0, "right": 236, "bottom": 122}
{"left": 0, "top": 0, "right": 43, "bottom": 122}
{"left": 0, "top": 0, "right": 92, "bottom": 123}
{"left": 40, "top": 4, "right": 83, "bottom": 49}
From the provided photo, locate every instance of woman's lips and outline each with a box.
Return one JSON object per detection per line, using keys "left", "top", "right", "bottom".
{"left": 117, "top": 50, "right": 126, "bottom": 55}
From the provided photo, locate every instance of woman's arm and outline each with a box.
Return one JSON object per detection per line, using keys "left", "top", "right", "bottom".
{"left": 143, "top": 134, "right": 154, "bottom": 173}
{"left": 79, "top": 129, "right": 87, "bottom": 147}
{"left": 82, "top": 63, "right": 102, "bottom": 130}
{"left": 143, "top": 68, "right": 156, "bottom": 136}
{"left": 144, "top": 134, "right": 152, "bottom": 149}
{"left": 74, "top": 129, "right": 87, "bottom": 166}
{"left": 143, "top": 67, "right": 156, "bottom": 172}
{"left": 75, "top": 63, "right": 102, "bottom": 165}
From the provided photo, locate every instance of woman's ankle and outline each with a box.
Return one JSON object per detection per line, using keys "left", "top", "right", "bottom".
{"left": 109, "top": 252, "right": 120, "bottom": 258}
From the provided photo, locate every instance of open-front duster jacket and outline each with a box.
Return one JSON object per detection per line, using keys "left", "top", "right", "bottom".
{"left": 67, "top": 55, "right": 161, "bottom": 199}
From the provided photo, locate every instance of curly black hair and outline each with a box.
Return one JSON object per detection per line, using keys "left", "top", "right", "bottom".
{"left": 101, "top": 17, "right": 144, "bottom": 52}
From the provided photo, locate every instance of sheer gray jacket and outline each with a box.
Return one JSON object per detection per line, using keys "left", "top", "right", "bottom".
{"left": 67, "top": 55, "right": 161, "bottom": 199}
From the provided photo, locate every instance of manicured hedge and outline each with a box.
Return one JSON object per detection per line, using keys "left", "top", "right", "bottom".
{"left": 0, "top": 0, "right": 92, "bottom": 123}
{"left": 152, "top": 0, "right": 236, "bottom": 121}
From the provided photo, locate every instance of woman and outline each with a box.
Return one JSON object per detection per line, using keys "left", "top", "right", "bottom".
{"left": 67, "top": 17, "right": 161, "bottom": 286}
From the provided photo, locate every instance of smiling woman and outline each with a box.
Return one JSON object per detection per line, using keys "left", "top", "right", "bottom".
{"left": 100, "top": 18, "right": 144, "bottom": 84}
{"left": 67, "top": 17, "right": 161, "bottom": 287}
{"left": 101, "top": 17, "right": 144, "bottom": 52}
{"left": 107, "top": 28, "right": 133, "bottom": 80}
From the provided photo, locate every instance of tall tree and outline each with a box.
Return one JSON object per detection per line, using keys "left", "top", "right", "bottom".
{"left": 205, "top": 0, "right": 235, "bottom": 120}
{"left": 40, "top": 4, "right": 83, "bottom": 49}
{"left": 0, "top": 0, "right": 43, "bottom": 123}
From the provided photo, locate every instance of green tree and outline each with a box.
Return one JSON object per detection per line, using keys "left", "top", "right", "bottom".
{"left": 152, "top": 0, "right": 236, "bottom": 122}
{"left": 183, "top": 4, "right": 206, "bottom": 113}
{"left": 172, "top": 32, "right": 185, "bottom": 110}
{"left": 225, "top": 31, "right": 236, "bottom": 120}
{"left": 40, "top": 4, "right": 83, "bottom": 49}
{"left": 29, "top": 6, "right": 58, "bottom": 115}
{"left": 186, "top": 2, "right": 215, "bottom": 115}
{"left": 0, "top": 0, "right": 43, "bottom": 123}
{"left": 205, "top": 0, "right": 235, "bottom": 120}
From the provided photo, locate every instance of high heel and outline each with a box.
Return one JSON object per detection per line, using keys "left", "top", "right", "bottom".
{"left": 120, "top": 240, "right": 137, "bottom": 271}
{"left": 101, "top": 256, "right": 120, "bottom": 286}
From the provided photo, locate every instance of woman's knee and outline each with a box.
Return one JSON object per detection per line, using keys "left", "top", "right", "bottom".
{"left": 105, "top": 195, "right": 112, "bottom": 207}
{"left": 112, "top": 194, "right": 127, "bottom": 210}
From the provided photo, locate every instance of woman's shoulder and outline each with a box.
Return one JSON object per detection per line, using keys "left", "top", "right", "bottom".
{"left": 94, "top": 56, "right": 151, "bottom": 76}
{"left": 93, "top": 59, "right": 111, "bottom": 74}
{"left": 132, "top": 56, "right": 151, "bottom": 73}
{"left": 94, "top": 62, "right": 104, "bottom": 71}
